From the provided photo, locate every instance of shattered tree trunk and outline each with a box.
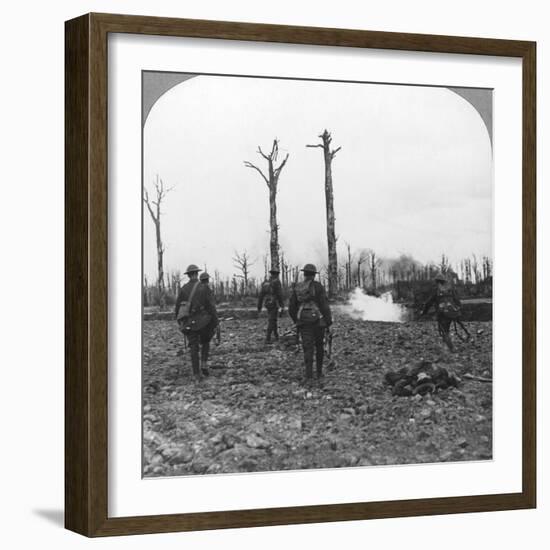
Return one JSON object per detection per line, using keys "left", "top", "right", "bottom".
{"left": 154, "top": 218, "right": 166, "bottom": 309}
{"left": 269, "top": 184, "right": 279, "bottom": 271}
{"left": 324, "top": 145, "right": 338, "bottom": 298}
{"left": 346, "top": 243, "right": 352, "bottom": 290}
{"left": 244, "top": 140, "right": 289, "bottom": 271}
{"left": 308, "top": 130, "right": 341, "bottom": 299}
{"left": 144, "top": 175, "right": 172, "bottom": 310}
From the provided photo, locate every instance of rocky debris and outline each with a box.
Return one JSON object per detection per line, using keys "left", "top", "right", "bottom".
{"left": 384, "top": 361, "right": 461, "bottom": 397}
{"left": 245, "top": 433, "right": 270, "bottom": 449}
{"left": 142, "top": 314, "right": 493, "bottom": 476}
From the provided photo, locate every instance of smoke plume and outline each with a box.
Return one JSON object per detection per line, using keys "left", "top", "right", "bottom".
{"left": 340, "top": 288, "right": 409, "bottom": 323}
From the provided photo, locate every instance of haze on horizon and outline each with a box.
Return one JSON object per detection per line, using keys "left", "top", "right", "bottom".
{"left": 143, "top": 74, "right": 493, "bottom": 282}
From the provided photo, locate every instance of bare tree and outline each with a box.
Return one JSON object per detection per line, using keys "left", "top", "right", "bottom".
{"left": 356, "top": 249, "right": 369, "bottom": 288}
{"left": 471, "top": 254, "right": 480, "bottom": 284}
{"left": 368, "top": 250, "right": 381, "bottom": 292}
{"left": 344, "top": 242, "right": 353, "bottom": 290}
{"left": 307, "top": 129, "right": 341, "bottom": 299}
{"left": 482, "top": 256, "right": 492, "bottom": 281}
{"left": 262, "top": 254, "right": 269, "bottom": 279}
{"left": 244, "top": 139, "right": 289, "bottom": 271}
{"left": 233, "top": 250, "right": 255, "bottom": 290}
{"left": 169, "top": 270, "right": 182, "bottom": 296}
{"left": 439, "top": 253, "right": 450, "bottom": 275}
{"left": 143, "top": 175, "right": 173, "bottom": 309}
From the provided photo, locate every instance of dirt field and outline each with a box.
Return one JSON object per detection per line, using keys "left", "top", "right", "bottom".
{"left": 143, "top": 312, "right": 492, "bottom": 477}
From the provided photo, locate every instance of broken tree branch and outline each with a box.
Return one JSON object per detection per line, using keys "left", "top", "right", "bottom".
{"left": 244, "top": 161, "right": 270, "bottom": 187}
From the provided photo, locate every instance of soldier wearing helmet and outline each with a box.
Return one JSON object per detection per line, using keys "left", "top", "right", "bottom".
{"left": 175, "top": 265, "right": 218, "bottom": 380}
{"left": 289, "top": 264, "right": 332, "bottom": 382}
{"left": 257, "top": 267, "right": 285, "bottom": 344}
{"left": 421, "top": 271, "right": 462, "bottom": 352}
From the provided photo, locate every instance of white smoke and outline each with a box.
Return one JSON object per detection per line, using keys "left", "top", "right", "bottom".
{"left": 339, "top": 288, "right": 408, "bottom": 323}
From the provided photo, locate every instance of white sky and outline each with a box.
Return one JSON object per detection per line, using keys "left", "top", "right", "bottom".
{"left": 143, "top": 74, "right": 492, "bottom": 281}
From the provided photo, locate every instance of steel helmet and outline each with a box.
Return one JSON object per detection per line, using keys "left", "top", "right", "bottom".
{"left": 199, "top": 272, "right": 210, "bottom": 281}
{"left": 184, "top": 264, "right": 201, "bottom": 275}
{"left": 301, "top": 263, "right": 318, "bottom": 274}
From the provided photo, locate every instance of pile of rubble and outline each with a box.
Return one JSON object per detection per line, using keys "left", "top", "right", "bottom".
{"left": 384, "top": 360, "right": 461, "bottom": 397}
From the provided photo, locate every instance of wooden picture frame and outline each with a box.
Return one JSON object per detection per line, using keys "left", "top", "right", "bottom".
{"left": 65, "top": 12, "right": 536, "bottom": 537}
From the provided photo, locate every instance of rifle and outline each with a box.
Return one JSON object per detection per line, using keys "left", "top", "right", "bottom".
{"left": 453, "top": 318, "right": 471, "bottom": 341}
{"left": 324, "top": 327, "right": 333, "bottom": 359}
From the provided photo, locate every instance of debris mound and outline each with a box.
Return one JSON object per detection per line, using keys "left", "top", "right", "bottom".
{"left": 384, "top": 361, "right": 460, "bottom": 397}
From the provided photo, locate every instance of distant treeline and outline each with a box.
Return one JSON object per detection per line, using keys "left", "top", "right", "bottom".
{"left": 143, "top": 251, "right": 492, "bottom": 308}
{"left": 145, "top": 133, "right": 491, "bottom": 311}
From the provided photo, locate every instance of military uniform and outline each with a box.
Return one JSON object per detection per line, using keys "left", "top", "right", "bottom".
{"left": 257, "top": 270, "right": 284, "bottom": 343}
{"left": 175, "top": 267, "right": 218, "bottom": 379}
{"left": 422, "top": 273, "right": 461, "bottom": 352}
{"left": 289, "top": 264, "right": 332, "bottom": 380}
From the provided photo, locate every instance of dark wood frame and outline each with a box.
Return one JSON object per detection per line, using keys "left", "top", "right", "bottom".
{"left": 65, "top": 12, "right": 536, "bottom": 537}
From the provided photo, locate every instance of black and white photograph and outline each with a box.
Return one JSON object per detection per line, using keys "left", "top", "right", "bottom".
{"left": 142, "top": 71, "right": 493, "bottom": 477}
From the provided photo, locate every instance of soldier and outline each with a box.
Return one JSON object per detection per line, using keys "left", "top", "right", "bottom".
{"left": 175, "top": 265, "right": 218, "bottom": 380}
{"left": 421, "top": 272, "right": 462, "bottom": 352}
{"left": 257, "top": 267, "right": 284, "bottom": 344}
{"left": 289, "top": 264, "right": 332, "bottom": 382}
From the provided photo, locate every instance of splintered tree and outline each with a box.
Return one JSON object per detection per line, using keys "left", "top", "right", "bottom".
{"left": 356, "top": 249, "right": 369, "bottom": 288}
{"left": 233, "top": 250, "right": 255, "bottom": 290}
{"left": 439, "top": 253, "right": 450, "bottom": 275}
{"left": 307, "top": 130, "right": 341, "bottom": 299}
{"left": 143, "top": 175, "right": 173, "bottom": 309}
{"left": 344, "top": 242, "right": 353, "bottom": 290}
{"left": 244, "top": 139, "right": 289, "bottom": 271}
{"left": 368, "top": 250, "right": 382, "bottom": 292}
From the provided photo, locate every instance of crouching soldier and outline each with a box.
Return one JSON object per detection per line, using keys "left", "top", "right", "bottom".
{"left": 421, "top": 272, "right": 462, "bottom": 352}
{"left": 257, "top": 267, "right": 284, "bottom": 343}
{"left": 175, "top": 265, "right": 218, "bottom": 381}
{"left": 289, "top": 264, "right": 332, "bottom": 382}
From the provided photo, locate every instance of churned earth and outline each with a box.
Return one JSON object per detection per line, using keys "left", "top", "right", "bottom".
{"left": 143, "top": 312, "right": 492, "bottom": 477}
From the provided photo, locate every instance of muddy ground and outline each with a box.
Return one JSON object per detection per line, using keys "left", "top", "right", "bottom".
{"left": 143, "top": 312, "right": 492, "bottom": 477}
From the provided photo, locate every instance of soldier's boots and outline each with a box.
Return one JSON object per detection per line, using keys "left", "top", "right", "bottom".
{"left": 192, "top": 364, "right": 202, "bottom": 382}
{"left": 316, "top": 357, "right": 324, "bottom": 379}
{"left": 442, "top": 333, "right": 454, "bottom": 352}
{"left": 190, "top": 351, "right": 201, "bottom": 381}
{"left": 200, "top": 358, "right": 210, "bottom": 377}
{"left": 304, "top": 357, "right": 314, "bottom": 381}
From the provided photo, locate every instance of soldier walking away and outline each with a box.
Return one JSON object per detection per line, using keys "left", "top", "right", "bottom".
{"left": 289, "top": 264, "right": 332, "bottom": 382}
{"left": 421, "top": 272, "right": 462, "bottom": 352}
{"left": 257, "top": 268, "right": 284, "bottom": 344}
{"left": 175, "top": 265, "right": 218, "bottom": 381}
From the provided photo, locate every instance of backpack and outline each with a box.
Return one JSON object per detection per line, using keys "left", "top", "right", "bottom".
{"left": 176, "top": 282, "right": 212, "bottom": 333}
{"left": 295, "top": 281, "right": 321, "bottom": 324}
{"left": 437, "top": 287, "right": 461, "bottom": 320}
{"left": 261, "top": 280, "right": 277, "bottom": 309}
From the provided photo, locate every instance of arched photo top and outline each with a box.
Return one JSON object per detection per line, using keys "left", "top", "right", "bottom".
{"left": 142, "top": 71, "right": 493, "bottom": 150}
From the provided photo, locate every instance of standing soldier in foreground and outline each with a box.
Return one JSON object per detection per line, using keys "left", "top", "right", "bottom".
{"left": 421, "top": 272, "right": 462, "bottom": 352}
{"left": 289, "top": 264, "right": 332, "bottom": 382}
{"left": 175, "top": 265, "right": 218, "bottom": 381}
{"left": 257, "top": 267, "right": 285, "bottom": 344}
